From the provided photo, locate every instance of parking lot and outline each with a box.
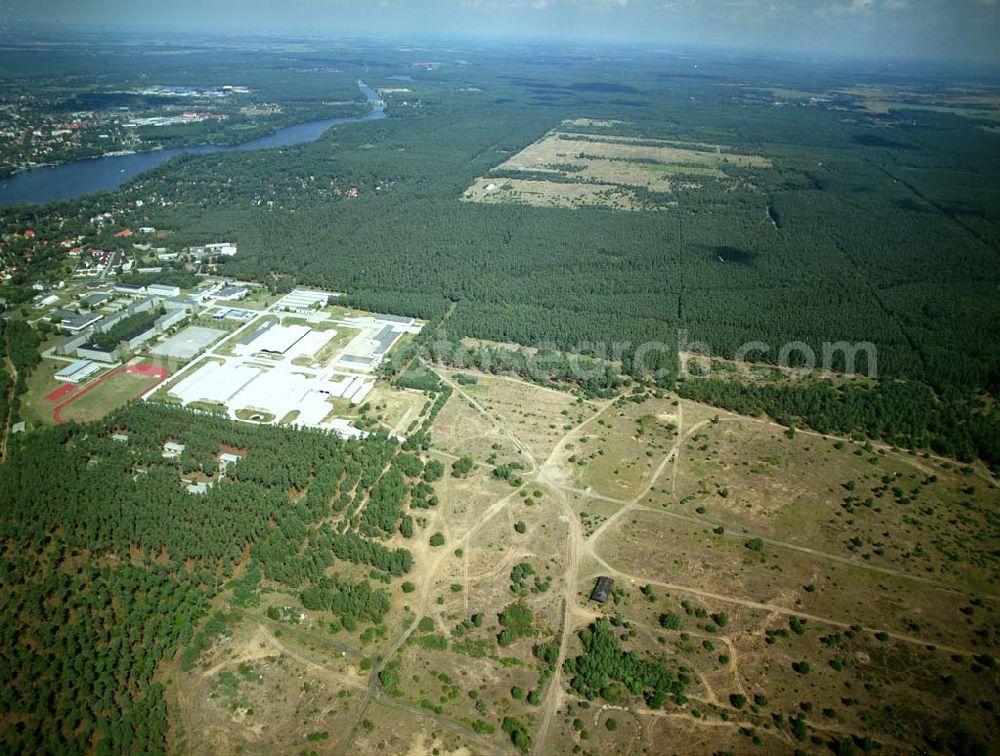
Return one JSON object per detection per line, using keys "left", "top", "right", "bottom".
{"left": 150, "top": 326, "right": 226, "bottom": 360}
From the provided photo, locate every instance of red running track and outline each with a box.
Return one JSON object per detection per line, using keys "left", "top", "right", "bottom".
{"left": 44, "top": 383, "right": 77, "bottom": 402}
{"left": 52, "top": 363, "right": 171, "bottom": 425}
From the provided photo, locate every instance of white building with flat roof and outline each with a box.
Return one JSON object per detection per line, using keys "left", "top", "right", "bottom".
{"left": 275, "top": 289, "right": 331, "bottom": 312}
{"left": 213, "top": 285, "right": 249, "bottom": 301}
{"left": 54, "top": 359, "right": 101, "bottom": 384}
{"left": 169, "top": 361, "right": 261, "bottom": 405}
{"left": 147, "top": 284, "right": 181, "bottom": 297}
{"left": 190, "top": 242, "right": 237, "bottom": 258}
{"left": 237, "top": 323, "right": 311, "bottom": 355}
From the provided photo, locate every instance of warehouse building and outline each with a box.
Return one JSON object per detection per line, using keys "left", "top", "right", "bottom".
{"left": 190, "top": 242, "right": 237, "bottom": 259}
{"left": 96, "top": 310, "right": 128, "bottom": 333}
{"left": 236, "top": 323, "right": 311, "bottom": 355}
{"left": 275, "top": 288, "right": 330, "bottom": 312}
{"left": 79, "top": 291, "right": 110, "bottom": 308}
{"left": 54, "top": 359, "right": 101, "bottom": 384}
{"left": 213, "top": 285, "right": 249, "bottom": 302}
{"left": 46, "top": 308, "right": 76, "bottom": 323}
{"left": 151, "top": 325, "right": 225, "bottom": 360}
{"left": 128, "top": 297, "right": 158, "bottom": 315}
{"left": 371, "top": 324, "right": 398, "bottom": 356}
{"left": 213, "top": 307, "right": 255, "bottom": 322}
{"left": 163, "top": 297, "right": 197, "bottom": 313}
{"left": 122, "top": 327, "right": 158, "bottom": 352}
{"left": 114, "top": 283, "right": 146, "bottom": 296}
{"left": 169, "top": 362, "right": 261, "bottom": 405}
{"left": 147, "top": 283, "right": 181, "bottom": 298}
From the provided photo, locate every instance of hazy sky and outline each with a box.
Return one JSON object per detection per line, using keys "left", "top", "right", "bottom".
{"left": 6, "top": 0, "right": 1000, "bottom": 63}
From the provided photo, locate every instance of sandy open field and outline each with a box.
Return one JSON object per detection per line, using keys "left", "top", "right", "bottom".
{"left": 463, "top": 126, "right": 771, "bottom": 211}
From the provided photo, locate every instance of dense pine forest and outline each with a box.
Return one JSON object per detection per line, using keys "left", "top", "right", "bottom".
{"left": 132, "top": 51, "right": 999, "bottom": 396}
{"left": 0, "top": 403, "right": 432, "bottom": 753}
{"left": 5, "top": 47, "right": 998, "bottom": 404}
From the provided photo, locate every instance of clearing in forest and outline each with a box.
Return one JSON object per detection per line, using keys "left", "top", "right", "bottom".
{"left": 462, "top": 126, "right": 771, "bottom": 210}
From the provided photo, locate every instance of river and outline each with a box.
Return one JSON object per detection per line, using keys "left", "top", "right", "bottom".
{"left": 0, "top": 81, "right": 385, "bottom": 208}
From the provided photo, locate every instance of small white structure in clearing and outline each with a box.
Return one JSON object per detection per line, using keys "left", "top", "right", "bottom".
{"left": 162, "top": 441, "right": 185, "bottom": 457}
{"left": 219, "top": 452, "right": 242, "bottom": 475}
{"left": 328, "top": 418, "right": 367, "bottom": 439}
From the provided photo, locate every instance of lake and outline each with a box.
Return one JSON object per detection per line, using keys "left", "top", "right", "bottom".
{"left": 0, "top": 81, "right": 385, "bottom": 208}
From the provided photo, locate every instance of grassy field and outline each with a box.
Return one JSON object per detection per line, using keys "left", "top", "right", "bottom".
{"left": 463, "top": 126, "right": 770, "bottom": 210}
{"left": 19, "top": 358, "right": 101, "bottom": 428}
{"left": 57, "top": 368, "right": 164, "bottom": 424}
{"left": 463, "top": 176, "right": 644, "bottom": 210}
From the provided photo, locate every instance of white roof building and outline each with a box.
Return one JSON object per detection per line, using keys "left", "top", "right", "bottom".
{"left": 275, "top": 289, "right": 331, "bottom": 311}
{"left": 213, "top": 285, "right": 249, "bottom": 301}
{"left": 169, "top": 361, "right": 261, "bottom": 405}
{"left": 114, "top": 283, "right": 146, "bottom": 295}
{"left": 54, "top": 359, "right": 101, "bottom": 384}
{"left": 237, "top": 323, "right": 311, "bottom": 355}
{"left": 191, "top": 242, "right": 237, "bottom": 258}
{"left": 147, "top": 284, "right": 181, "bottom": 297}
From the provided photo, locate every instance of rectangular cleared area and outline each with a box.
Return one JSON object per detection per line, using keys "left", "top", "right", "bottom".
{"left": 462, "top": 124, "right": 771, "bottom": 211}
{"left": 150, "top": 325, "right": 226, "bottom": 360}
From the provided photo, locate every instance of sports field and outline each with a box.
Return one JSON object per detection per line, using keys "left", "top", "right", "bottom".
{"left": 53, "top": 364, "right": 170, "bottom": 424}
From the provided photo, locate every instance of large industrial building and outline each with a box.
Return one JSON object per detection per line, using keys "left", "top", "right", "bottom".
{"left": 235, "top": 323, "right": 311, "bottom": 355}
{"left": 167, "top": 360, "right": 375, "bottom": 427}
{"left": 275, "top": 288, "right": 331, "bottom": 312}
{"left": 146, "top": 284, "right": 181, "bottom": 298}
